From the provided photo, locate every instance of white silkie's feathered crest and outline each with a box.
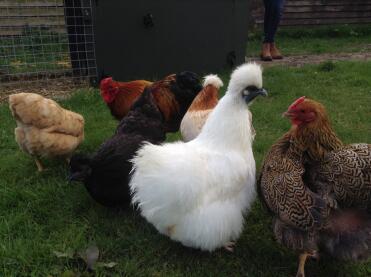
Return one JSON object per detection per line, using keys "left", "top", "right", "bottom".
{"left": 203, "top": 74, "right": 224, "bottom": 89}
{"left": 197, "top": 62, "right": 266, "bottom": 150}
{"left": 226, "top": 63, "right": 263, "bottom": 97}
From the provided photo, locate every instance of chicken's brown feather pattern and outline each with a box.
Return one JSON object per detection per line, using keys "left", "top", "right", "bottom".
{"left": 317, "top": 143, "right": 371, "bottom": 210}
{"left": 259, "top": 134, "right": 329, "bottom": 233}
{"left": 259, "top": 97, "right": 371, "bottom": 276}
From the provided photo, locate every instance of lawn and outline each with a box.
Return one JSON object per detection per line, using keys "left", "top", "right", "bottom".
{"left": 0, "top": 28, "right": 71, "bottom": 75}
{"left": 1, "top": 60, "right": 371, "bottom": 276}
{"left": 247, "top": 24, "right": 371, "bottom": 57}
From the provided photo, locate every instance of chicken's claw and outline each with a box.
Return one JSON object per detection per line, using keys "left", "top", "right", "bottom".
{"left": 223, "top": 241, "right": 236, "bottom": 252}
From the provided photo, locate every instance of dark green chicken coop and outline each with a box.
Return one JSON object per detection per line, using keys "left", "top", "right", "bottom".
{"left": 66, "top": 0, "right": 250, "bottom": 82}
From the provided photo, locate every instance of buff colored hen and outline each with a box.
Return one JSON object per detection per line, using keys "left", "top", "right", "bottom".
{"left": 9, "top": 93, "right": 84, "bottom": 171}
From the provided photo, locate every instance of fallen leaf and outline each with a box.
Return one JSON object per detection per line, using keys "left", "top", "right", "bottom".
{"left": 53, "top": 249, "right": 74, "bottom": 259}
{"left": 79, "top": 245, "right": 99, "bottom": 270}
{"left": 96, "top": 262, "right": 118, "bottom": 268}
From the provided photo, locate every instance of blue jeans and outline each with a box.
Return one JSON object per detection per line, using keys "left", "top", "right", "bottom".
{"left": 263, "top": 0, "right": 285, "bottom": 43}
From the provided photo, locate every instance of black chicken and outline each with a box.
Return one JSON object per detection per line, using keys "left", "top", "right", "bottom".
{"left": 68, "top": 88, "right": 165, "bottom": 207}
{"left": 100, "top": 71, "right": 202, "bottom": 132}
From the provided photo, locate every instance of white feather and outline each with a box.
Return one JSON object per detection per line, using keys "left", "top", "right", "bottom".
{"left": 130, "top": 63, "right": 263, "bottom": 251}
{"left": 180, "top": 109, "right": 212, "bottom": 142}
{"left": 203, "top": 74, "right": 223, "bottom": 89}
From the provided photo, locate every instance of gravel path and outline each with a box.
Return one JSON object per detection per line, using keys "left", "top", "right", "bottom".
{"left": 246, "top": 46, "right": 371, "bottom": 68}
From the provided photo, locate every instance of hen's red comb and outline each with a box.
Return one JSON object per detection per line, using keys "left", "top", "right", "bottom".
{"left": 288, "top": 96, "right": 306, "bottom": 111}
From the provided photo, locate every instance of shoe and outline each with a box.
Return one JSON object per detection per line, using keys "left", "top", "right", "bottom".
{"left": 270, "top": 43, "right": 283, "bottom": 59}
{"left": 260, "top": 43, "right": 272, "bottom": 61}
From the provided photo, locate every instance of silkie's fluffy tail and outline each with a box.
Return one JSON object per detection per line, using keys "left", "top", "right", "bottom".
{"left": 321, "top": 209, "right": 371, "bottom": 261}
{"left": 68, "top": 153, "right": 93, "bottom": 183}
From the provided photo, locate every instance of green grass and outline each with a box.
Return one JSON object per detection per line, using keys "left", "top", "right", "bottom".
{"left": 247, "top": 24, "right": 371, "bottom": 57}
{"left": 1, "top": 61, "right": 371, "bottom": 276}
{"left": 0, "top": 29, "right": 71, "bottom": 74}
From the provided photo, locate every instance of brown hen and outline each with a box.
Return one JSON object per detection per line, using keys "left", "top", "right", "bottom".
{"left": 101, "top": 72, "right": 202, "bottom": 132}
{"left": 180, "top": 74, "right": 223, "bottom": 141}
{"left": 100, "top": 77, "right": 152, "bottom": 120}
{"left": 259, "top": 96, "right": 371, "bottom": 277}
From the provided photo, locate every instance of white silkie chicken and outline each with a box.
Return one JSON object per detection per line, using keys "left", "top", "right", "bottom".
{"left": 129, "top": 63, "right": 267, "bottom": 251}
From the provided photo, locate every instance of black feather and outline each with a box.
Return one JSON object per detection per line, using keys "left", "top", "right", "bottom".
{"left": 69, "top": 88, "right": 166, "bottom": 207}
{"left": 273, "top": 218, "right": 318, "bottom": 253}
{"left": 321, "top": 209, "right": 371, "bottom": 261}
{"left": 165, "top": 71, "right": 202, "bottom": 132}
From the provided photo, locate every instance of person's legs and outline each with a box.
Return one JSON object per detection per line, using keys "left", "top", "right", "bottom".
{"left": 263, "top": 0, "right": 273, "bottom": 43}
{"left": 261, "top": 0, "right": 285, "bottom": 60}
{"left": 261, "top": 0, "right": 273, "bottom": 61}
{"left": 264, "top": 0, "right": 284, "bottom": 43}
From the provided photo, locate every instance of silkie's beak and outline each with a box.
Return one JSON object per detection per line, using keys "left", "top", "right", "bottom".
{"left": 243, "top": 88, "right": 268, "bottom": 103}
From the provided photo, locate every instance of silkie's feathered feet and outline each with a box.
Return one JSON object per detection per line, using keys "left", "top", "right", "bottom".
{"left": 224, "top": 241, "right": 236, "bottom": 252}
{"left": 166, "top": 225, "right": 176, "bottom": 236}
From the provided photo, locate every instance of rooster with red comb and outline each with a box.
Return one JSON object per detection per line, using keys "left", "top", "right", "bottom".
{"left": 258, "top": 96, "right": 371, "bottom": 277}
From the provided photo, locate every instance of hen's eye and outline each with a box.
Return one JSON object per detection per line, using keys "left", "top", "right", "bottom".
{"left": 301, "top": 109, "right": 305, "bottom": 113}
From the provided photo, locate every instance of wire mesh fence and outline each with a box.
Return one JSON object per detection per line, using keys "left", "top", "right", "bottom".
{"left": 0, "top": 0, "right": 97, "bottom": 100}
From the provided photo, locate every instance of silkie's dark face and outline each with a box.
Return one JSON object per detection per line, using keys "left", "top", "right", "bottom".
{"left": 241, "top": 85, "right": 268, "bottom": 104}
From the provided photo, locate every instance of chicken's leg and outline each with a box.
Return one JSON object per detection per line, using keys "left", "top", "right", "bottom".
{"left": 224, "top": 241, "right": 236, "bottom": 252}
{"left": 34, "top": 157, "right": 44, "bottom": 172}
{"left": 296, "top": 252, "right": 309, "bottom": 277}
{"left": 166, "top": 225, "right": 176, "bottom": 236}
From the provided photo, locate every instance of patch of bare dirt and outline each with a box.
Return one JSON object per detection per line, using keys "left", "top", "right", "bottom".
{"left": 0, "top": 78, "right": 91, "bottom": 103}
{"left": 2, "top": 47, "right": 371, "bottom": 104}
{"left": 246, "top": 47, "right": 371, "bottom": 68}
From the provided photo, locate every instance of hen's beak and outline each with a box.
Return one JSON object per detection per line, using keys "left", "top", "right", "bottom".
{"left": 243, "top": 88, "right": 268, "bottom": 103}
{"left": 282, "top": 110, "right": 295, "bottom": 119}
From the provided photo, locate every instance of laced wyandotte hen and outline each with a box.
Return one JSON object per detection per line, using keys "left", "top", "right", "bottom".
{"left": 130, "top": 63, "right": 267, "bottom": 252}
{"left": 68, "top": 88, "right": 166, "bottom": 207}
{"left": 258, "top": 96, "right": 371, "bottom": 277}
